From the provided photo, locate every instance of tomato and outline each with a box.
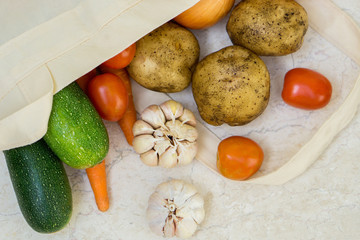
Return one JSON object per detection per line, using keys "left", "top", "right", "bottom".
{"left": 76, "top": 68, "right": 97, "bottom": 92}
{"left": 100, "top": 43, "right": 136, "bottom": 69}
{"left": 173, "top": 0, "right": 235, "bottom": 30}
{"left": 281, "top": 68, "right": 332, "bottom": 110}
{"left": 87, "top": 73, "right": 129, "bottom": 121}
{"left": 217, "top": 136, "right": 264, "bottom": 180}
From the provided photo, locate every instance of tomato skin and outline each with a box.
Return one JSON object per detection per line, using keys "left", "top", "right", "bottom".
{"left": 101, "top": 43, "right": 136, "bottom": 69}
{"left": 282, "top": 68, "right": 332, "bottom": 110}
{"left": 87, "top": 73, "right": 129, "bottom": 121}
{"left": 217, "top": 136, "right": 264, "bottom": 180}
{"left": 76, "top": 68, "right": 97, "bottom": 93}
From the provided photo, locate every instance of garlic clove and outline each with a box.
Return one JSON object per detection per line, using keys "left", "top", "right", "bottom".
{"left": 147, "top": 212, "right": 167, "bottom": 237}
{"left": 147, "top": 192, "right": 171, "bottom": 236}
{"left": 179, "top": 108, "right": 197, "bottom": 127}
{"left": 168, "top": 179, "right": 186, "bottom": 203}
{"left": 154, "top": 137, "right": 172, "bottom": 156}
{"left": 173, "top": 182, "right": 198, "bottom": 208}
{"left": 141, "top": 105, "right": 166, "bottom": 129}
{"left": 175, "top": 217, "right": 198, "bottom": 239}
{"left": 163, "top": 216, "right": 176, "bottom": 238}
{"left": 132, "top": 135, "right": 156, "bottom": 154}
{"left": 140, "top": 150, "right": 159, "bottom": 166}
{"left": 160, "top": 100, "right": 184, "bottom": 121}
{"left": 132, "top": 120, "right": 154, "bottom": 137}
{"left": 176, "top": 193, "right": 205, "bottom": 224}
{"left": 148, "top": 192, "right": 167, "bottom": 209}
{"left": 147, "top": 209, "right": 170, "bottom": 236}
{"left": 177, "top": 141, "right": 197, "bottom": 166}
{"left": 155, "top": 181, "right": 175, "bottom": 201}
{"left": 165, "top": 120, "right": 198, "bottom": 142}
{"left": 159, "top": 147, "right": 178, "bottom": 168}
{"left": 153, "top": 128, "right": 164, "bottom": 138}
{"left": 191, "top": 207, "right": 206, "bottom": 224}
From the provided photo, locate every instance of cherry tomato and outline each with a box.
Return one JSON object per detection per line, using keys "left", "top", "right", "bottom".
{"left": 217, "top": 136, "right": 264, "bottom": 180}
{"left": 87, "top": 73, "right": 129, "bottom": 121}
{"left": 101, "top": 43, "right": 136, "bottom": 69}
{"left": 282, "top": 68, "right": 332, "bottom": 110}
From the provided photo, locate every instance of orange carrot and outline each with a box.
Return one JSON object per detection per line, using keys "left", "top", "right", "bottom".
{"left": 86, "top": 160, "right": 109, "bottom": 212}
{"left": 99, "top": 66, "right": 137, "bottom": 145}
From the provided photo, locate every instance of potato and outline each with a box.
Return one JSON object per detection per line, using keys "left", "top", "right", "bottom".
{"left": 226, "top": 0, "right": 308, "bottom": 56}
{"left": 192, "top": 45, "right": 270, "bottom": 126}
{"left": 127, "top": 22, "right": 200, "bottom": 93}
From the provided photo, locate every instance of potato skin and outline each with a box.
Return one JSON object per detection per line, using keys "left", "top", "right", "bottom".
{"left": 127, "top": 22, "right": 200, "bottom": 93}
{"left": 192, "top": 46, "right": 270, "bottom": 126}
{"left": 226, "top": 0, "right": 308, "bottom": 56}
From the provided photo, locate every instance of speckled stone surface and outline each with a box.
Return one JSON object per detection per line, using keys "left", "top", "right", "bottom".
{"left": 1, "top": 0, "right": 359, "bottom": 239}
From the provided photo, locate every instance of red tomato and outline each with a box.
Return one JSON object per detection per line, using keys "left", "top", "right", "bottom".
{"left": 76, "top": 68, "right": 97, "bottom": 93}
{"left": 282, "top": 68, "right": 332, "bottom": 110}
{"left": 101, "top": 43, "right": 136, "bottom": 69}
{"left": 217, "top": 136, "right": 264, "bottom": 180}
{"left": 87, "top": 73, "right": 129, "bottom": 121}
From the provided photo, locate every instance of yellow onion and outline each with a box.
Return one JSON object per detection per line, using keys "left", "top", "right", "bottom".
{"left": 173, "top": 0, "right": 235, "bottom": 29}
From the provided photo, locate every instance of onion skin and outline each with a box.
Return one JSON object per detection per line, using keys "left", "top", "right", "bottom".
{"left": 174, "top": 0, "right": 235, "bottom": 29}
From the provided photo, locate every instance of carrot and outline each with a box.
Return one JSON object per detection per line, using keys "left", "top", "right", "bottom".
{"left": 86, "top": 160, "right": 109, "bottom": 212}
{"left": 99, "top": 65, "right": 137, "bottom": 145}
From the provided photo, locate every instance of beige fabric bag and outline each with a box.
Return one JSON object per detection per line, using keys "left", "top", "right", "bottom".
{"left": 1, "top": 0, "right": 359, "bottom": 185}
{"left": 0, "top": 0, "right": 199, "bottom": 151}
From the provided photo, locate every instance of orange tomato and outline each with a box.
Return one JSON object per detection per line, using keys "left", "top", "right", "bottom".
{"left": 101, "top": 43, "right": 136, "bottom": 69}
{"left": 174, "top": 0, "right": 235, "bottom": 29}
{"left": 282, "top": 68, "right": 332, "bottom": 110}
{"left": 87, "top": 73, "right": 129, "bottom": 121}
{"left": 217, "top": 136, "right": 264, "bottom": 180}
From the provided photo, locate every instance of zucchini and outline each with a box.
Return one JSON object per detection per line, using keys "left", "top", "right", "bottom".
{"left": 44, "top": 82, "right": 109, "bottom": 169}
{"left": 3, "top": 139, "right": 72, "bottom": 233}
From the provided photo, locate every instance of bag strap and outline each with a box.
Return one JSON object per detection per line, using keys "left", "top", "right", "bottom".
{"left": 133, "top": 0, "right": 360, "bottom": 185}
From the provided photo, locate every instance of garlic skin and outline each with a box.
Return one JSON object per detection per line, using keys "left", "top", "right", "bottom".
{"left": 132, "top": 135, "right": 157, "bottom": 154}
{"left": 160, "top": 100, "right": 184, "bottom": 121}
{"left": 146, "top": 179, "right": 205, "bottom": 239}
{"left": 141, "top": 105, "right": 166, "bottom": 129}
{"left": 140, "top": 150, "right": 158, "bottom": 166}
{"left": 132, "top": 100, "right": 198, "bottom": 168}
{"left": 132, "top": 120, "right": 154, "bottom": 136}
{"left": 179, "top": 108, "right": 197, "bottom": 127}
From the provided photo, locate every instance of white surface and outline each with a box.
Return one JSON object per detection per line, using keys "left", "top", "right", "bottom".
{"left": 1, "top": 0, "right": 360, "bottom": 239}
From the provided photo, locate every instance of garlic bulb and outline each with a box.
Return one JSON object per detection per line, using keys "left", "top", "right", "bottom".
{"left": 147, "top": 179, "right": 205, "bottom": 239}
{"left": 132, "top": 100, "right": 198, "bottom": 168}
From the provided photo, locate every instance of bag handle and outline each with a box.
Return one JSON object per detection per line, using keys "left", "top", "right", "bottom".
{"left": 133, "top": 0, "right": 360, "bottom": 185}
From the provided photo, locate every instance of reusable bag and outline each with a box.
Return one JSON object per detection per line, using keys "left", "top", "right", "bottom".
{"left": 0, "top": 0, "right": 200, "bottom": 150}
{"left": 0, "top": 0, "right": 359, "bottom": 185}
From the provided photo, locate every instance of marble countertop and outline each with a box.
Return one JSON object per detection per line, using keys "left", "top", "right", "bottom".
{"left": 1, "top": 0, "right": 360, "bottom": 239}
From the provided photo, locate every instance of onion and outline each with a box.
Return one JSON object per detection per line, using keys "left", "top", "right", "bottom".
{"left": 173, "top": 0, "right": 235, "bottom": 29}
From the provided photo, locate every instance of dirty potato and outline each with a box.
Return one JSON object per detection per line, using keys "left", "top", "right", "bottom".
{"left": 226, "top": 0, "right": 308, "bottom": 56}
{"left": 127, "top": 22, "right": 200, "bottom": 93}
{"left": 192, "top": 45, "right": 270, "bottom": 126}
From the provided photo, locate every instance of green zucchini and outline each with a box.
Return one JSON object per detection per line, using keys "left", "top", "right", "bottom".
{"left": 3, "top": 139, "right": 72, "bottom": 233}
{"left": 44, "top": 82, "right": 109, "bottom": 169}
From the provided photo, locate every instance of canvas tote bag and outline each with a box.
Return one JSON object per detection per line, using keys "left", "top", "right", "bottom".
{"left": 0, "top": 0, "right": 200, "bottom": 151}
{"left": 0, "top": 0, "right": 359, "bottom": 185}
